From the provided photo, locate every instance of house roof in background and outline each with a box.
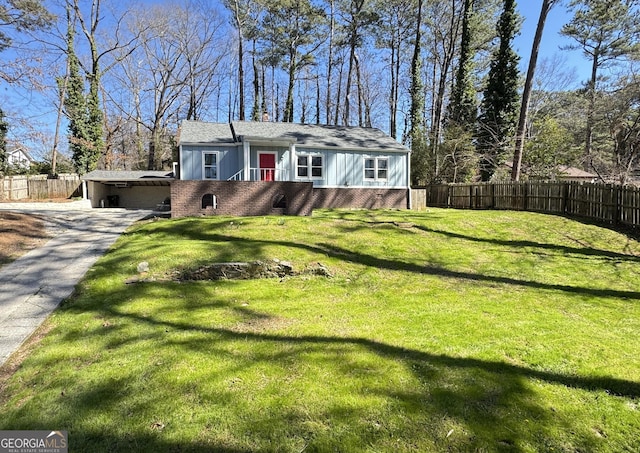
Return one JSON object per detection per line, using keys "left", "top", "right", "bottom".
{"left": 179, "top": 120, "right": 409, "bottom": 153}
{"left": 558, "top": 166, "right": 597, "bottom": 178}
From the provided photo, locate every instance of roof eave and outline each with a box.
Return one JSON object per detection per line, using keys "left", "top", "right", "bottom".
{"left": 240, "top": 135, "right": 297, "bottom": 146}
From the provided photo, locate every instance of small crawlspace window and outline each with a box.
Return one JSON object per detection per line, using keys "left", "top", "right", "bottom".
{"left": 202, "top": 194, "right": 217, "bottom": 209}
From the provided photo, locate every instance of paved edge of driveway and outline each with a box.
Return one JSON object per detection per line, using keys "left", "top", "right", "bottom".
{"left": 0, "top": 205, "right": 154, "bottom": 367}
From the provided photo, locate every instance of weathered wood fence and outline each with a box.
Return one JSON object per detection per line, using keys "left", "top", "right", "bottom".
{"left": 413, "top": 182, "right": 640, "bottom": 229}
{"left": 0, "top": 174, "right": 82, "bottom": 201}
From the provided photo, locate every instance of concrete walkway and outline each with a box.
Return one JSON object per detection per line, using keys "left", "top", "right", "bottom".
{"left": 0, "top": 202, "right": 154, "bottom": 367}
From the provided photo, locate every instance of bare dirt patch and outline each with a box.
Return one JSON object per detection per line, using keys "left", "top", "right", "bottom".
{"left": 0, "top": 212, "right": 51, "bottom": 266}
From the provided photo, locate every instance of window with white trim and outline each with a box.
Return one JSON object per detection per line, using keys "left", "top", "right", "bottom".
{"left": 364, "top": 157, "right": 388, "bottom": 181}
{"left": 297, "top": 154, "right": 323, "bottom": 179}
{"left": 203, "top": 152, "right": 218, "bottom": 179}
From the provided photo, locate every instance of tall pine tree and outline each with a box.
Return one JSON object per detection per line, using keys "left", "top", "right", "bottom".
{"left": 561, "top": 0, "right": 640, "bottom": 168}
{"left": 62, "top": 5, "right": 94, "bottom": 174}
{"left": 511, "top": 0, "right": 557, "bottom": 181}
{"left": 409, "top": 0, "right": 429, "bottom": 185}
{"left": 448, "top": 0, "right": 476, "bottom": 129}
{"left": 476, "top": 0, "right": 520, "bottom": 181}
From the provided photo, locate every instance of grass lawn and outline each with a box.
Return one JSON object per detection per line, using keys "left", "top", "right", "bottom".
{"left": 1, "top": 208, "right": 639, "bottom": 452}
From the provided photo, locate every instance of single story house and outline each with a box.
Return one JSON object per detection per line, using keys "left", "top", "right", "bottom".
{"left": 557, "top": 165, "right": 597, "bottom": 183}
{"left": 505, "top": 161, "right": 598, "bottom": 183}
{"left": 81, "top": 121, "right": 412, "bottom": 216}
{"left": 172, "top": 121, "right": 411, "bottom": 217}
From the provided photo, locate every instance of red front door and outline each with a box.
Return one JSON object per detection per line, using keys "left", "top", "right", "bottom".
{"left": 259, "top": 153, "right": 276, "bottom": 181}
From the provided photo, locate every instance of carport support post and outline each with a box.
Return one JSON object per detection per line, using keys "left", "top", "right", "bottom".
{"left": 82, "top": 180, "right": 88, "bottom": 200}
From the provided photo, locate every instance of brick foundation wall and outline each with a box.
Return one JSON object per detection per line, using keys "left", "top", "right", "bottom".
{"left": 312, "top": 187, "right": 409, "bottom": 210}
{"left": 171, "top": 181, "right": 409, "bottom": 218}
{"left": 171, "top": 180, "right": 314, "bottom": 218}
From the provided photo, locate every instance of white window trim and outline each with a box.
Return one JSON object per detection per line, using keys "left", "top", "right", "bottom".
{"left": 296, "top": 153, "right": 324, "bottom": 180}
{"left": 364, "top": 156, "right": 389, "bottom": 181}
{"left": 202, "top": 150, "right": 219, "bottom": 180}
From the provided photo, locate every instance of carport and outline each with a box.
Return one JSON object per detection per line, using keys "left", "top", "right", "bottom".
{"left": 82, "top": 170, "right": 173, "bottom": 209}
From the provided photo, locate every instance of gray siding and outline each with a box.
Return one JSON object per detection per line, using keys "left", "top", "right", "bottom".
{"left": 181, "top": 144, "right": 240, "bottom": 180}
{"left": 296, "top": 147, "right": 407, "bottom": 188}
{"left": 181, "top": 144, "right": 408, "bottom": 188}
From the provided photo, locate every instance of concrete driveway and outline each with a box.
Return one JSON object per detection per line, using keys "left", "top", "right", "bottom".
{"left": 0, "top": 201, "right": 154, "bottom": 367}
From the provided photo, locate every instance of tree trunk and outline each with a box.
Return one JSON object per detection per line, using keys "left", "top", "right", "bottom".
{"left": 238, "top": 34, "right": 245, "bottom": 120}
{"left": 389, "top": 41, "right": 397, "bottom": 138}
{"left": 345, "top": 38, "right": 356, "bottom": 125}
{"left": 334, "top": 60, "right": 343, "bottom": 125}
{"left": 316, "top": 75, "right": 320, "bottom": 124}
{"left": 251, "top": 40, "right": 260, "bottom": 121}
{"left": 409, "top": 0, "right": 424, "bottom": 133}
{"left": 512, "top": 0, "right": 555, "bottom": 181}
{"left": 585, "top": 52, "right": 599, "bottom": 164}
{"left": 284, "top": 47, "right": 296, "bottom": 122}
{"left": 354, "top": 51, "right": 363, "bottom": 126}
{"left": 325, "top": 0, "right": 335, "bottom": 125}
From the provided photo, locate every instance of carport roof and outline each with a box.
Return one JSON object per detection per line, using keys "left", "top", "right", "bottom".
{"left": 82, "top": 170, "right": 174, "bottom": 186}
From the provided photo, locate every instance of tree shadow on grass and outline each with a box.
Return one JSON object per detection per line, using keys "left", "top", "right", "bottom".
{"left": 412, "top": 224, "right": 640, "bottom": 263}
{"left": 2, "top": 279, "right": 637, "bottom": 452}
{"left": 18, "top": 286, "right": 640, "bottom": 449}
{"left": 4, "top": 214, "right": 638, "bottom": 451}
{"left": 316, "top": 209, "right": 640, "bottom": 263}
{"left": 140, "top": 218, "right": 640, "bottom": 300}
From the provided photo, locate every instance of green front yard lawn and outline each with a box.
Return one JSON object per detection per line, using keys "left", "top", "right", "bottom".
{"left": 1, "top": 209, "right": 639, "bottom": 452}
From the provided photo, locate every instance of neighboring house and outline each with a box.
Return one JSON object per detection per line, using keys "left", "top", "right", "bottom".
{"left": 6, "top": 145, "right": 33, "bottom": 169}
{"left": 173, "top": 121, "right": 411, "bottom": 217}
{"left": 556, "top": 165, "right": 597, "bottom": 183}
{"left": 505, "top": 161, "right": 598, "bottom": 183}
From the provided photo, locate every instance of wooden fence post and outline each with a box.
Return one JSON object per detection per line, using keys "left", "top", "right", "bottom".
{"left": 614, "top": 185, "right": 621, "bottom": 225}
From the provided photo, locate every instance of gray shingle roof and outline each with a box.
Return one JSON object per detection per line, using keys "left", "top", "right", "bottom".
{"left": 179, "top": 120, "right": 409, "bottom": 153}
{"left": 179, "top": 121, "right": 235, "bottom": 144}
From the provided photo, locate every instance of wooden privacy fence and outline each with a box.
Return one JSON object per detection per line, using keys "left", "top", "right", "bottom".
{"left": 1, "top": 174, "right": 82, "bottom": 201}
{"left": 413, "top": 182, "right": 640, "bottom": 229}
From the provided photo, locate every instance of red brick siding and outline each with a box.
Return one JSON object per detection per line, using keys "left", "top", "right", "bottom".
{"left": 171, "top": 181, "right": 409, "bottom": 218}
{"left": 312, "top": 188, "right": 409, "bottom": 210}
{"left": 171, "top": 181, "right": 314, "bottom": 218}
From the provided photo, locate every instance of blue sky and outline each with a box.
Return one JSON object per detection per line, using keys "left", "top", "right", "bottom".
{"left": 515, "top": 1, "right": 590, "bottom": 87}
{"left": 2, "top": 0, "right": 593, "bottom": 159}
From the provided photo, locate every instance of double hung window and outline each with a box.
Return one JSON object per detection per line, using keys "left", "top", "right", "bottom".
{"left": 297, "top": 154, "right": 323, "bottom": 179}
{"left": 364, "top": 157, "right": 388, "bottom": 181}
{"left": 203, "top": 152, "right": 218, "bottom": 179}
